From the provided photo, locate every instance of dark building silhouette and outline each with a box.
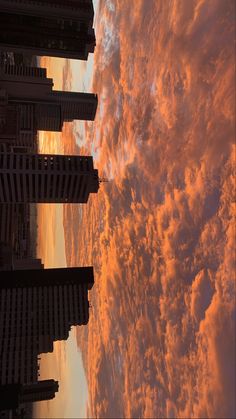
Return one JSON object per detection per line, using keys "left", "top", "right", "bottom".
{"left": 0, "top": 64, "right": 98, "bottom": 136}
{"left": 0, "top": 267, "right": 94, "bottom": 388}
{"left": 0, "top": 0, "right": 96, "bottom": 60}
{"left": 0, "top": 384, "right": 22, "bottom": 411}
{"left": 0, "top": 242, "right": 43, "bottom": 271}
{"left": 0, "top": 380, "right": 58, "bottom": 410}
{"left": 0, "top": 203, "right": 33, "bottom": 259}
{"left": 0, "top": 60, "right": 98, "bottom": 262}
{"left": 0, "top": 151, "right": 99, "bottom": 203}
{"left": 20, "top": 380, "right": 59, "bottom": 403}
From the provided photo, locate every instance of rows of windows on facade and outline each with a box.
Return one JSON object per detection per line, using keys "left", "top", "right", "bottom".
{"left": 0, "top": 1, "right": 98, "bottom": 417}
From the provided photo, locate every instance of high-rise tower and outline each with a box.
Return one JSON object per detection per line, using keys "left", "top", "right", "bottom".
{"left": 20, "top": 380, "right": 59, "bottom": 403}
{"left": 0, "top": 0, "right": 96, "bottom": 60}
{"left": 0, "top": 266, "right": 94, "bottom": 386}
{"left": 0, "top": 151, "right": 99, "bottom": 203}
{"left": 0, "top": 64, "right": 98, "bottom": 132}
{"left": 0, "top": 380, "right": 59, "bottom": 410}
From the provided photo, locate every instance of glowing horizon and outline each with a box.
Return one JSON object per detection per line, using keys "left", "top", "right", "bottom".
{"left": 35, "top": 55, "right": 91, "bottom": 418}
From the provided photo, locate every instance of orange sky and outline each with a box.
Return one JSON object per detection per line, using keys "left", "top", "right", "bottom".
{"left": 63, "top": 1, "right": 235, "bottom": 418}
{"left": 35, "top": 1, "right": 235, "bottom": 418}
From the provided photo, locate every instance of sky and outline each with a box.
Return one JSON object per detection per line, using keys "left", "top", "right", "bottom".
{"left": 36, "top": 1, "right": 235, "bottom": 418}
{"left": 34, "top": 54, "right": 92, "bottom": 416}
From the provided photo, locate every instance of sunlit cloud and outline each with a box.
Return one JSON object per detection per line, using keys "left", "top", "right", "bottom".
{"left": 62, "top": 1, "right": 235, "bottom": 418}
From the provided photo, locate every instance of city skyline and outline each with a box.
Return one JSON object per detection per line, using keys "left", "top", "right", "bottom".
{"left": 0, "top": 2, "right": 99, "bottom": 416}
{"left": 0, "top": 56, "right": 99, "bottom": 272}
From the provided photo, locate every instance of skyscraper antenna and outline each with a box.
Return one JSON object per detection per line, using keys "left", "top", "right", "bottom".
{"left": 99, "top": 177, "right": 109, "bottom": 183}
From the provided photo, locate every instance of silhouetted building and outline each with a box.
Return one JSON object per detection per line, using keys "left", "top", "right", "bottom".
{"left": 0, "top": 151, "right": 99, "bottom": 203}
{"left": 0, "top": 0, "right": 95, "bottom": 60}
{"left": 12, "top": 258, "right": 44, "bottom": 271}
{"left": 0, "top": 242, "right": 13, "bottom": 270}
{"left": 0, "top": 244, "right": 42, "bottom": 271}
{"left": 0, "top": 88, "right": 37, "bottom": 151}
{"left": 0, "top": 64, "right": 98, "bottom": 134}
{"left": 20, "top": 380, "right": 59, "bottom": 403}
{"left": 0, "top": 200, "right": 32, "bottom": 258}
{"left": 0, "top": 380, "right": 58, "bottom": 410}
{"left": 0, "top": 267, "right": 94, "bottom": 386}
{"left": 0, "top": 384, "right": 21, "bottom": 411}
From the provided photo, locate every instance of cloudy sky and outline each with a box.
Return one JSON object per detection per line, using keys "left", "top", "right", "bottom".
{"left": 36, "top": 1, "right": 235, "bottom": 418}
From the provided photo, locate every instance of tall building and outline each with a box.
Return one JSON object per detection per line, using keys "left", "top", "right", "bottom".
{"left": 0, "top": 203, "right": 32, "bottom": 258}
{"left": 0, "top": 380, "right": 59, "bottom": 410}
{"left": 0, "top": 88, "right": 37, "bottom": 151}
{"left": 0, "top": 0, "right": 96, "bottom": 60}
{"left": 0, "top": 242, "right": 13, "bottom": 270}
{"left": 0, "top": 244, "right": 43, "bottom": 271}
{"left": 12, "top": 258, "right": 44, "bottom": 271}
{"left": 0, "top": 64, "right": 98, "bottom": 133}
{"left": 20, "top": 380, "right": 59, "bottom": 403}
{"left": 0, "top": 151, "right": 99, "bottom": 203}
{"left": 0, "top": 266, "right": 94, "bottom": 386}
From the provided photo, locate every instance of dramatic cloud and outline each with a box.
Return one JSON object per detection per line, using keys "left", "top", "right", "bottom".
{"left": 62, "top": 1, "right": 235, "bottom": 418}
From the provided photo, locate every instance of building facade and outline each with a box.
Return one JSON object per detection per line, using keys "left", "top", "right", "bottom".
{"left": 0, "top": 0, "right": 95, "bottom": 60}
{"left": 0, "top": 266, "right": 94, "bottom": 386}
{"left": 0, "top": 64, "right": 98, "bottom": 132}
{"left": 0, "top": 61, "right": 98, "bottom": 257}
{"left": 0, "top": 87, "right": 37, "bottom": 152}
{"left": 0, "top": 151, "right": 99, "bottom": 203}
{"left": 0, "top": 203, "right": 32, "bottom": 258}
{"left": 20, "top": 380, "right": 59, "bottom": 403}
{"left": 0, "top": 380, "right": 59, "bottom": 410}
{"left": 12, "top": 258, "right": 44, "bottom": 271}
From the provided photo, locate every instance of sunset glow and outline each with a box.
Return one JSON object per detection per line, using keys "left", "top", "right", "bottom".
{"left": 36, "top": 1, "right": 235, "bottom": 418}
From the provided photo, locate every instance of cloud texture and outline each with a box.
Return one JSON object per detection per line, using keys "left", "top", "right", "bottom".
{"left": 62, "top": 1, "right": 235, "bottom": 417}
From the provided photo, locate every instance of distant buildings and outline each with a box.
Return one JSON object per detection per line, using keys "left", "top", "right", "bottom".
{"left": 0, "top": 0, "right": 96, "bottom": 60}
{"left": 0, "top": 266, "right": 94, "bottom": 410}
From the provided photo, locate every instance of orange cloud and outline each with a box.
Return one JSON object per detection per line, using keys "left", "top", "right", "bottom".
{"left": 61, "top": 1, "right": 235, "bottom": 418}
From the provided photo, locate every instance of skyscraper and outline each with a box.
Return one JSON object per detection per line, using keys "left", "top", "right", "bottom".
{"left": 0, "top": 0, "right": 96, "bottom": 60}
{"left": 0, "top": 63, "right": 98, "bottom": 132}
{"left": 0, "top": 203, "right": 32, "bottom": 259}
{"left": 0, "top": 266, "right": 94, "bottom": 386}
{"left": 20, "top": 380, "right": 59, "bottom": 403}
{"left": 0, "top": 380, "right": 59, "bottom": 410}
{"left": 0, "top": 151, "right": 99, "bottom": 203}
